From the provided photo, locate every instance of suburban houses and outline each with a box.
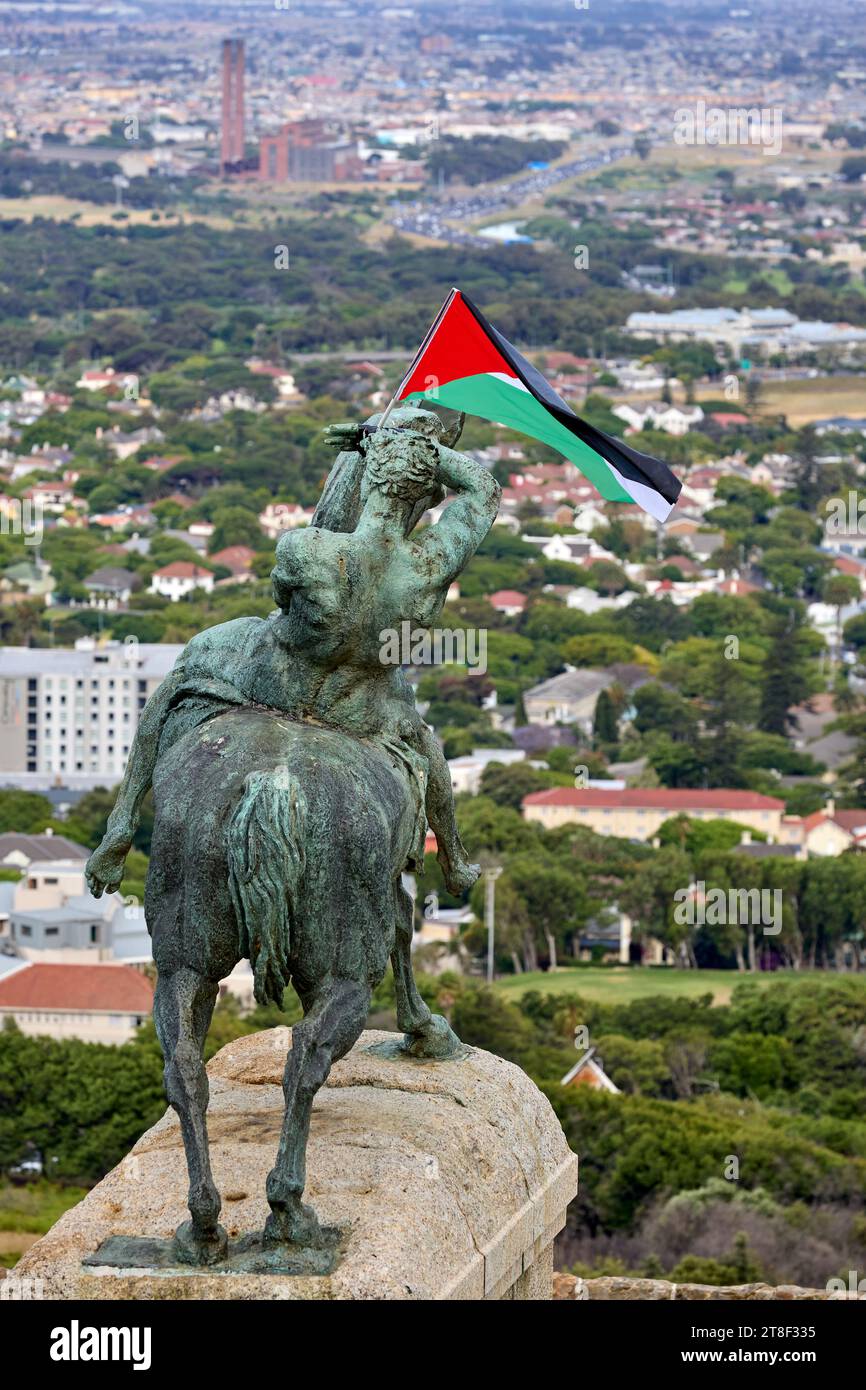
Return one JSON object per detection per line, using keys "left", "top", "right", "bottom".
{"left": 522, "top": 666, "right": 649, "bottom": 731}
{"left": 0, "top": 962, "right": 153, "bottom": 1044}
{"left": 522, "top": 787, "right": 866, "bottom": 857}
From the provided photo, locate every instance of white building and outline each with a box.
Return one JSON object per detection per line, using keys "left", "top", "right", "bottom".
{"left": 447, "top": 748, "right": 527, "bottom": 795}
{"left": 624, "top": 305, "right": 866, "bottom": 358}
{"left": 148, "top": 561, "right": 214, "bottom": 601}
{"left": 564, "top": 587, "right": 637, "bottom": 615}
{"left": 259, "top": 502, "right": 314, "bottom": 539}
{"left": 523, "top": 533, "right": 615, "bottom": 566}
{"left": 523, "top": 666, "right": 648, "bottom": 731}
{"left": 0, "top": 857, "right": 149, "bottom": 964}
{"left": 571, "top": 503, "right": 609, "bottom": 535}
{"left": 0, "top": 637, "right": 181, "bottom": 779}
{"left": 76, "top": 367, "right": 138, "bottom": 393}
{"left": 612, "top": 402, "right": 705, "bottom": 436}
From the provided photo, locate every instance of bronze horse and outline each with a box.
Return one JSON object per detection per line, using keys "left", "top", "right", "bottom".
{"left": 146, "top": 705, "right": 457, "bottom": 1265}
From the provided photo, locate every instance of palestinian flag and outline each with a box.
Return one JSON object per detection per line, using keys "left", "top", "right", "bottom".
{"left": 391, "top": 287, "right": 681, "bottom": 523}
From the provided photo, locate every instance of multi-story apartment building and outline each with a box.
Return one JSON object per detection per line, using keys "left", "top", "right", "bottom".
{"left": 0, "top": 637, "right": 181, "bottom": 783}
{"left": 521, "top": 788, "right": 866, "bottom": 858}
{"left": 523, "top": 787, "right": 790, "bottom": 842}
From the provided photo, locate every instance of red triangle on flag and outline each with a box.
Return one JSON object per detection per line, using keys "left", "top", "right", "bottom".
{"left": 399, "top": 290, "right": 516, "bottom": 399}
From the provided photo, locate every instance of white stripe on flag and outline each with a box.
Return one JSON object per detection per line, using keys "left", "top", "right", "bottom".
{"left": 606, "top": 459, "right": 675, "bottom": 522}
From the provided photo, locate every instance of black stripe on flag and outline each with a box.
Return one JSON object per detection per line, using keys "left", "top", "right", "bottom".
{"left": 459, "top": 291, "right": 683, "bottom": 509}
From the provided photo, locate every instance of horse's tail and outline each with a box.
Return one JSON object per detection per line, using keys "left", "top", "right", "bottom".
{"left": 227, "top": 768, "right": 306, "bottom": 1007}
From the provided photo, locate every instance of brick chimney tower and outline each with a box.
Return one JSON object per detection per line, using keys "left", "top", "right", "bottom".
{"left": 221, "top": 38, "right": 245, "bottom": 174}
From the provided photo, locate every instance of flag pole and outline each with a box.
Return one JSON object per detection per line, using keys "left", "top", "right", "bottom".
{"left": 375, "top": 287, "right": 459, "bottom": 431}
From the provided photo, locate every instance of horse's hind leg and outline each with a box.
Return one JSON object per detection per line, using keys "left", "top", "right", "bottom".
{"left": 154, "top": 966, "right": 227, "bottom": 1265}
{"left": 263, "top": 978, "right": 370, "bottom": 1249}
{"left": 391, "top": 881, "right": 464, "bottom": 1059}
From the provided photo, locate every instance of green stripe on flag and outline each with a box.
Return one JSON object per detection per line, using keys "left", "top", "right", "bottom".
{"left": 404, "top": 373, "right": 632, "bottom": 504}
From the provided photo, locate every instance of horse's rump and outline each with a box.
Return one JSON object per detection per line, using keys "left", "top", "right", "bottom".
{"left": 146, "top": 706, "right": 423, "bottom": 1001}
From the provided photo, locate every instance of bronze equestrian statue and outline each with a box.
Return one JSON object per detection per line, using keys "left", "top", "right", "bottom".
{"left": 85, "top": 408, "right": 500, "bottom": 1269}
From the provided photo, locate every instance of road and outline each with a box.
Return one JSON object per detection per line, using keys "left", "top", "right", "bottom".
{"left": 387, "top": 144, "right": 632, "bottom": 248}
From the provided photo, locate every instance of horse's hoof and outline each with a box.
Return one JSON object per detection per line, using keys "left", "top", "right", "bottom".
{"left": 263, "top": 1203, "right": 328, "bottom": 1250}
{"left": 172, "top": 1219, "right": 228, "bottom": 1267}
{"left": 402, "top": 1013, "right": 465, "bottom": 1060}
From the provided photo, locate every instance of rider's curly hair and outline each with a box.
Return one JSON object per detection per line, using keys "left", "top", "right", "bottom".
{"left": 361, "top": 431, "right": 440, "bottom": 506}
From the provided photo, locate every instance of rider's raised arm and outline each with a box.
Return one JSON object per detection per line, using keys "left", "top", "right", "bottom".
{"left": 311, "top": 423, "right": 368, "bottom": 533}
{"left": 412, "top": 445, "right": 501, "bottom": 586}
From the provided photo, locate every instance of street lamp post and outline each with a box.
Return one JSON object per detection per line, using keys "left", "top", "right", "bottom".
{"left": 485, "top": 866, "right": 503, "bottom": 984}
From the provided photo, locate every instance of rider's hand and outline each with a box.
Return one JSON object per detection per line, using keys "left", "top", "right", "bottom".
{"left": 85, "top": 832, "right": 132, "bottom": 899}
{"left": 323, "top": 422, "right": 363, "bottom": 451}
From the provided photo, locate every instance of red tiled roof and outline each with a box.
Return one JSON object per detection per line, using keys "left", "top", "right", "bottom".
{"left": 500, "top": 486, "right": 545, "bottom": 504}
{"left": 153, "top": 561, "right": 210, "bottom": 579}
{"left": 346, "top": 361, "right": 385, "bottom": 376}
{"left": 510, "top": 464, "right": 575, "bottom": 485}
{"left": 0, "top": 964, "right": 154, "bottom": 1013}
{"left": 802, "top": 809, "right": 866, "bottom": 834}
{"left": 523, "top": 787, "right": 785, "bottom": 811}
{"left": 536, "top": 351, "right": 591, "bottom": 370}
{"left": 832, "top": 555, "right": 866, "bottom": 579}
{"left": 210, "top": 545, "right": 256, "bottom": 571}
{"left": 246, "top": 361, "right": 285, "bottom": 378}
{"left": 488, "top": 589, "right": 527, "bottom": 607}
{"left": 716, "top": 577, "right": 760, "bottom": 595}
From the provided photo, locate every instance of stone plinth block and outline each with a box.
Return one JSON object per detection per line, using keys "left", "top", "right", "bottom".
{"left": 552, "top": 1275, "right": 864, "bottom": 1301}
{"left": 16, "top": 1028, "right": 578, "bottom": 1300}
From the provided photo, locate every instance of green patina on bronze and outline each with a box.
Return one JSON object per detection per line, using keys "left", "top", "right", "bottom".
{"left": 84, "top": 408, "right": 501, "bottom": 1271}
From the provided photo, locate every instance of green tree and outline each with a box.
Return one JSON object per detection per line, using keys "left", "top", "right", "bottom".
{"left": 478, "top": 762, "right": 554, "bottom": 811}
{"left": 563, "top": 633, "right": 636, "bottom": 668}
{"left": 450, "top": 987, "right": 535, "bottom": 1063}
{"left": 822, "top": 573, "right": 861, "bottom": 658}
{"left": 758, "top": 611, "right": 814, "bottom": 736}
{"left": 593, "top": 688, "right": 619, "bottom": 746}
{"left": 207, "top": 506, "right": 264, "bottom": 554}
{"left": 506, "top": 856, "right": 588, "bottom": 970}
{"left": 0, "top": 790, "right": 55, "bottom": 835}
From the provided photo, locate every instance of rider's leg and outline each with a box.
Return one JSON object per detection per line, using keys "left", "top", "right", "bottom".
{"left": 410, "top": 720, "right": 480, "bottom": 896}
{"left": 391, "top": 877, "right": 433, "bottom": 1035}
{"left": 391, "top": 880, "right": 464, "bottom": 1060}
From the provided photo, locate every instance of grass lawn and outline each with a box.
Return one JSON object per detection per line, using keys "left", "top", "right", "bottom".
{"left": 0, "top": 195, "right": 233, "bottom": 229}
{"left": 493, "top": 966, "right": 864, "bottom": 1006}
{"left": 679, "top": 374, "right": 866, "bottom": 426}
{"left": 0, "top": 1181, "right": 88, "bottom": 1269}
{"left": 748, "top": 375, "right": 866, "bottom": 425}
